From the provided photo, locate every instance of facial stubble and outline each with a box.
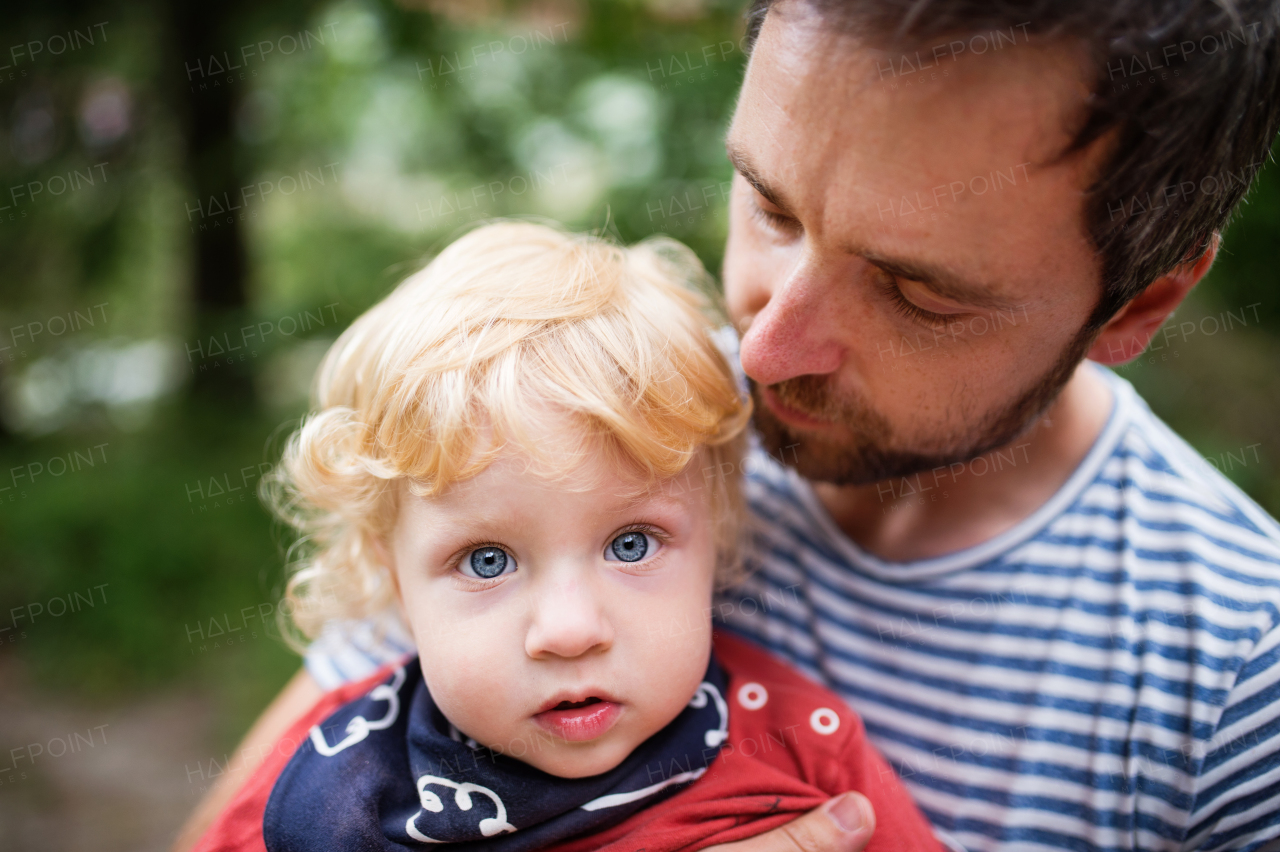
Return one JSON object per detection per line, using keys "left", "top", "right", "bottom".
{"left": 749, "top": 326, "right": 1095, "bottom": 485}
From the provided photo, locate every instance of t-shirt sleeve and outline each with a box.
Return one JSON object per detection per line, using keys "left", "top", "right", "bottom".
{"left": 1185, "top": 623, "right": 1280, "bottom": 851}
{"left": 304, "top": 615, "right": 416, "bottom": 690}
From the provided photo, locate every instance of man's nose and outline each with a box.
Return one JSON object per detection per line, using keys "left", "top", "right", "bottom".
{"left": 738, "top": 257, "right": 846, "bottom": 386}
{"left": 524, "top": 574, "right": 614, "bottom": 660}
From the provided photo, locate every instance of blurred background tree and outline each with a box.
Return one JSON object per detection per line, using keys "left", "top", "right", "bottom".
{"left": 0, "top": 0, "right": 1275, "bottom": 847}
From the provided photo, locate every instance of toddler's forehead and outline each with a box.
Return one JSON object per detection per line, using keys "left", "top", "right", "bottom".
{"left": 416, "top": 439, "right": 699, "bottom": 508}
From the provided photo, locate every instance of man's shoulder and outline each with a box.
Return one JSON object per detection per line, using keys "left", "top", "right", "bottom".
{"left": 1096, "top": 370, "right": 1280, "bottom": 564}
{"left": 305, "top": 614, "right": 416, "bottom": 691}
{"left": 715, "top": 629, "right": 847, "bottom": 701}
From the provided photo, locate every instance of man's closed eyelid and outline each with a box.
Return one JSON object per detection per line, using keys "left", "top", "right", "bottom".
{"left": 898, "top": 279, "right": 968, "bottom": 314}
{"left": 751, "top": 200, "right": 800, "bottom": 231}
{"left": 752, "top": 189, "right": 790, "bottom": 216}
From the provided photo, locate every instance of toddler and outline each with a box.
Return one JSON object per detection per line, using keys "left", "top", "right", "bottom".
{"left": 193, "top": 223, "right": 943, "bottom": 852}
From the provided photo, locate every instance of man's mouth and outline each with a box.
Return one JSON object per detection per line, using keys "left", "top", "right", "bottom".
{"left": 762, "top": 387, "right": 831, "bottom": 428}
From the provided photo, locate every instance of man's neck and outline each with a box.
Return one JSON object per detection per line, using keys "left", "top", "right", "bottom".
{"left": 811, "top": 362, "right": 1115, "bottom": 563}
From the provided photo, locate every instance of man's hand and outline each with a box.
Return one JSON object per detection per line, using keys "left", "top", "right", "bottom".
{"left": 702, "top": 793, "right": 876, "bottom": 852}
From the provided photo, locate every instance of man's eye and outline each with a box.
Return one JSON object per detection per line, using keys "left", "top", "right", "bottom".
{"left": 749, "top": 199, "right": 799, "bottom": 233}
{"left": 874, "top": 271, "right": 958, "bottom": 327}
{"left": 604, "top": 531, "right": 659, "bottom": 563}
{"left": 461, "top": 546, "right": 516, "bottom": 579}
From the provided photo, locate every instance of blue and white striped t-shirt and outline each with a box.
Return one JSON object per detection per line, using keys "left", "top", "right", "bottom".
{"left": 305, "top": 365, "right": 1280, "bottom": 852}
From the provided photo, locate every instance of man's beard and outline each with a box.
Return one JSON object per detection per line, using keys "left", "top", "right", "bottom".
{"left": 750, "top": 329, "right": 1095, "bottom": 486}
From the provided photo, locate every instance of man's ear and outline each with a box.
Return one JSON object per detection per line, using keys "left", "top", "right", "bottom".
{"left": 1088, "top": 234, "right": 1219, "bottom": 365}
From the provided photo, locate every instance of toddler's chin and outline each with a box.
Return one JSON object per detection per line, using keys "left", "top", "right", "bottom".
{"left": 516, "top": 736, "right": 634, "bottom": 779}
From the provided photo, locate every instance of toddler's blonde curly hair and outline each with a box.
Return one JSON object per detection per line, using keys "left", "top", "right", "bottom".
{"left": 264, "top": 222, "right": 752, "bottom": 644}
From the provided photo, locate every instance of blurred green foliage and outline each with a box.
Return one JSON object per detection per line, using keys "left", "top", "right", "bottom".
{"left": 0, "top": 0, "right": 1276, "bottom": 749}
{"left": 0, "top": 0, "right": 754, "bottom": 735}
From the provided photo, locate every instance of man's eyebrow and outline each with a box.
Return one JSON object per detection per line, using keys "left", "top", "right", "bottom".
{"left": 855, "top": 247, "right": 1014, "bottom": 310}
{"left": 725, "top": 143, "right": 791, "bottom": 211}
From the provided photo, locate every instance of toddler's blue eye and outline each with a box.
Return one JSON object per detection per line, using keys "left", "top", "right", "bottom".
{"left": 608, "top": 531, "right": 651, "bottom": 563}
{"left": 465, "top": 547, "right": 512, "bottom": 579}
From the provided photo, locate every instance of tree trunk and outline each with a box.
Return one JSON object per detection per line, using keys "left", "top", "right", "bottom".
{"left": 170, "top": 0, "right": 254, "bottom": 402}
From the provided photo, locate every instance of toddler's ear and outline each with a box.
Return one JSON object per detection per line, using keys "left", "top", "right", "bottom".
{"left": 372, "top": 535, "right": 407, "bottom": 610}
{"left": 371, "top": 535, "right": 395, "bottom": 573}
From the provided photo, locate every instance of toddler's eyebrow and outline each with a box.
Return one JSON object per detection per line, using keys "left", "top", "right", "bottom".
{"left": 619, "top": 485, "right": 696, "bottom": 511}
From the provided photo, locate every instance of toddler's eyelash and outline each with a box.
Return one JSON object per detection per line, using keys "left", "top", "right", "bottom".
{"left": 453, "top": 539, "right": 509, "bottom": 562}
{"left": 450, "top": 540, "right": 513, "bottom": 586}
{"left": 608, "top": 522, "right": 670, "bottom": 570}
{"left": 616, "top": 521, "right": 669, "bottom": 544}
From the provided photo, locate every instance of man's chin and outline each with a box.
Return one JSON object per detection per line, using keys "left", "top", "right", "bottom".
{"left": 754, "top": 408, "right": 955, "bottom": 486}
{"left": 752, "top": 381, "right": 1066, "bottom": 488}
{"left": 750, "top": 380, "right": 941, "bottom": 486}
{"left": 749, "top": 377, "right": 1055, "bottom": 487}
{"left": 748, "top": 324, "right": 1092, "bottom": 488}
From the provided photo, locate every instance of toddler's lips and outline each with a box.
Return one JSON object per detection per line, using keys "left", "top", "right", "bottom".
{"left": 532, "top": 697, "right": 622, "bottom": 742}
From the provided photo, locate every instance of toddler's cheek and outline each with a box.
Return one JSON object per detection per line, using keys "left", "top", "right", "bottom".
{"left": 629, "top": 624, "right": 712, "bottom": 724}
{"left": 423, "top": 656, "right": 519, "bottom": 731}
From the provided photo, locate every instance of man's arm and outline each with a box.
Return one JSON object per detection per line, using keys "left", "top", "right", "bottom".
{"left": 169, "top": 666, "right": 323, "bottom": 852}
{"left": 1186, "top": 626, "right": 1280, "bottom": 851}
{"left": 704, "top": 792, "right": 876, "bottom": 852}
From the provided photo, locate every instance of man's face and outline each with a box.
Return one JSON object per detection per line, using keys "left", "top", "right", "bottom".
{"left": 723, "top": 3, "right": 1107, "bottom": 484}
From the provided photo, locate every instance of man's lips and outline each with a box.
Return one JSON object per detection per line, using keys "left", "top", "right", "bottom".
{"left": 533, "top": 694, "right": 622, "bottom": 742}
{"left": 762, "top": 387, "right": 830, "bottom": 428}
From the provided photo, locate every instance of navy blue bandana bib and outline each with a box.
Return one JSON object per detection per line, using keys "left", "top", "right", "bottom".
{"left": 264, "top": 655, "right": 729, "bottom": 851}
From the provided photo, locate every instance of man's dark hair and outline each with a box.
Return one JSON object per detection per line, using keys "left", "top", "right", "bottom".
{"left": 745, "top": 0, "right": 1280, "bottom": 330}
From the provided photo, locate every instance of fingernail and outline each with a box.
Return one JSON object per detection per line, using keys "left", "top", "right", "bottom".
{"left": 827, "top": 793, "right": 870, "bottom": 833}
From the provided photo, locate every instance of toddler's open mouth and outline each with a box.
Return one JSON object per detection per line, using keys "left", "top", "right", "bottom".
{"left": 553, "top": 697, "right": 601, "bottom": 711}
{"left": 534, "top": 694, "right": 622, "bottom": 742}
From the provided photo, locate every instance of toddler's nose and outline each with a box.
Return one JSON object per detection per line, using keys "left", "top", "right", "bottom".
{"left": 524, "top": 577, "right": 614, "bottom": 660}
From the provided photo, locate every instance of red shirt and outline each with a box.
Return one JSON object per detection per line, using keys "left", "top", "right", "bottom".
{"left": 195, "top": 632, "right": 942, "bottom": 852}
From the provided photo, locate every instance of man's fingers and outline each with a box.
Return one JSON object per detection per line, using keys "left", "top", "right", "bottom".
{"left": 701, "top": 792, "right": 876, "bottom": 852}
